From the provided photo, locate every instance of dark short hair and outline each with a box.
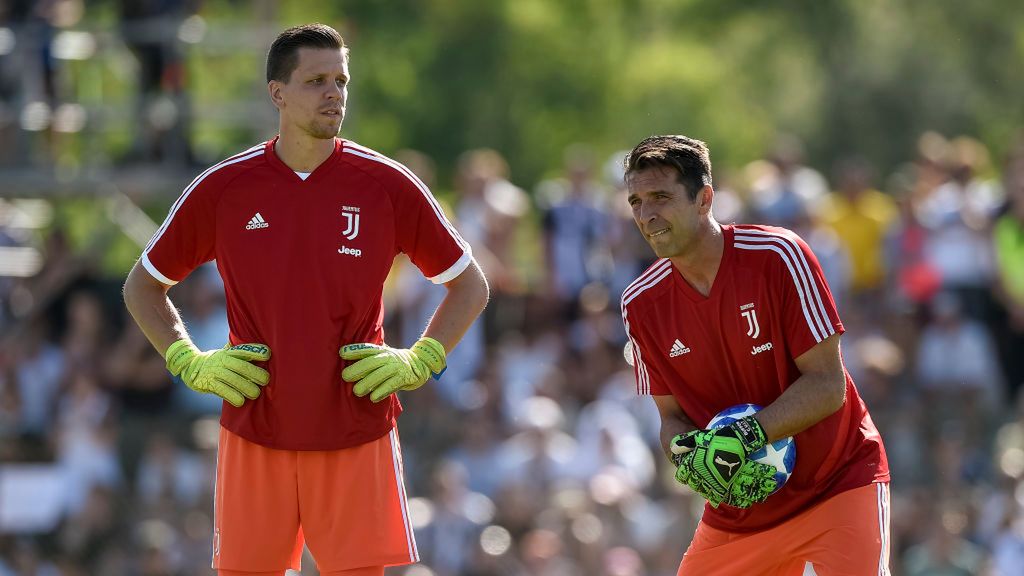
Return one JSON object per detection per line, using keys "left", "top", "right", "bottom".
{"left": 623, "top": 135, "right": 712, "bottom": 201}
{"left": 266, "top": 23, "right": 347, "bottom": 83}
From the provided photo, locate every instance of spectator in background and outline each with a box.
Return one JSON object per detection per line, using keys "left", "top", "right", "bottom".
{"left": 917, "top": 135, "right": 999, "bottom": 322}
{"left": 537, "top": 144, "right": 613, "bottom": 316}
{"left": 454, "top": 148, "right": 529, "bottom": 295}
{"left": 453, "top": 148, "right": 531, "bottom": 341}
{"left": 992, "top": 155, "right": 1024, "bottom": 399}
{"left": 117, "top": 0, "right": 195, "bottom": 164}
{"left": 11, "top": 316, "right": 64, "bottom": 443}
{"left": 820, "top": 156, "right": 897, "bottom": 299}
{"left": 747, "top": 133, "right": 829, "bottom": 228}
{"left": 915, "top": 291, "right": 1004, "bottom": 442}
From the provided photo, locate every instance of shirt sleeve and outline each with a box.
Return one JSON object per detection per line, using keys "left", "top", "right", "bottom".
{"left": 389, "top": 165, "right": 472, "bottom": 284}
{"left": 774, "top": 229, "right": 845, "bottom": 358}
{"left": 622, "top": 304, "right": 672, "bottom": 396}
{"left": 141, "top": 172, "right": 220, "bottom": 285}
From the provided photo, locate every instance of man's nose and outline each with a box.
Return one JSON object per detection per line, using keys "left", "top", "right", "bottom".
{"left": 638, "top": 202, "right": 656, "bottom": 223}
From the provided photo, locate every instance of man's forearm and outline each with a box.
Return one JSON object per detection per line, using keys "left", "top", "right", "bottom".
{"left": 123, "top": 264, "right": 188, "bottom": 358}
{"left": 422, "top": 260, "right": 489, "bottom": 352}
{"left": 756, "top": 372, "right": 845, "bottom": 443}
{"left": 660, "top": 413, "right": 697, "bottom": 462}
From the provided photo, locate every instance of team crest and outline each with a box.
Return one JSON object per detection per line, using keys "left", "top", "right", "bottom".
{"left": 740, "top": 302, "right": 760, "bottom": 339}
{"left": 341, "top": 205, "right": 361, "bottom": 240}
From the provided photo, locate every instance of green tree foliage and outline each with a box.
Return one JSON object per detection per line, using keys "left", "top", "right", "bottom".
{"left": 164, "top": 0, "right": 1024, "bottom": 185}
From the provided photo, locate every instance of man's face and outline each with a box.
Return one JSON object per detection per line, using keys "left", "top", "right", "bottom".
{"left": 274, "top": 47, "right": 349, "bottom": 139}
{"left": 626, "top": 166, "right": 704, "bottom": 258}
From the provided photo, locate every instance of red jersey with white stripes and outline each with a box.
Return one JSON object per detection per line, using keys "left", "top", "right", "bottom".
{"left": 143, "top": 138, "right": 471, "bottom": 450}
{"left": 621, "top": 224, "right": 888, "bottom": 533}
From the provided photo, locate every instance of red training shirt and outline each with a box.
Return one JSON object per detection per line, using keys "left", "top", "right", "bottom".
{"left": 621, "top": 224, "right": 889, "bottom": 533}
{"left": 143, "top": 138, "right": 471, "bottom": 450}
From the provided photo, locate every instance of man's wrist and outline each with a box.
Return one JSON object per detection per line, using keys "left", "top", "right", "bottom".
{"left": 412, "top": 336, "right": 447, "bottom": 376}
{"left": 165, "top": 339, "right": 198, "bottom": 375}
{"left": 731, "top": 415, "right": 767, "bottom": 454}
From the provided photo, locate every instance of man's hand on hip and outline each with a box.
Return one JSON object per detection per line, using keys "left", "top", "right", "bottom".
{"left": 340, "top": 337, "right": 446, "bottom": 403}
{"left": 165, "top": 340, "right": 271, "bottom": 407}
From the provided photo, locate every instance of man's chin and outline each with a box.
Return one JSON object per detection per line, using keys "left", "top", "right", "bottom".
{"left": 308, "top": 122, "right": 343, "bottom": 140}
{"left": 649, "top": 243, "right": 678, "bottom": 259}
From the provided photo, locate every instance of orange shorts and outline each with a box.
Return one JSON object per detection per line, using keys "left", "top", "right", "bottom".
{"left": 212, "top": 426, "right": 418, "bottom": 573}
{"left": 679, "top": 482, "right": 891, "bottom": 576}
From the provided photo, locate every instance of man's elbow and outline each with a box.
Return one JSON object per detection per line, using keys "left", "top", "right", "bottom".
{"left": 827, "top": 371, "right": 848, "bottom": 414}
{"left": 471, "top": 272, "right": 490, "bottom": 316}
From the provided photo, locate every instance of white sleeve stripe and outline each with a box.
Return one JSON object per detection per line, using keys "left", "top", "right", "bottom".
{"left": 621, "top": 264, "right": 673, "bottom": 306}
{"left": 621, "top": 259, "right": 671, "bottom": 302}
{"left": 734, "top": 241, "right": 829, "bottom": 342}
{"left": 141, "top": 253, "right": 177, "bottom": 286}
{"left": 343, "top": 147, "right": 470, "bottom": 253}
{"left": 877, "top": 482, "right": 891, "bottom": 576}
{"left": 143, "top": 147, "right": 266, "bottom": 256}
{"left": 428, "top": 251, "right": 472, "bottom": 284}
{"left": 737, "top": 229, "right": 834, "bottom": 335}
{"left": 622, "top": 307, "right": 650, "bottom": 395}
{"left": 735, "top": 234, "right": 830, "bottom": 339}
{"left": 389, "top": 429, "right": 419, "bottom": 562}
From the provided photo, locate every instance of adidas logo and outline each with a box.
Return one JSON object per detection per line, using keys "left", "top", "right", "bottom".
{"left": 245, "top": 213, "right": 269, "bottom": 230}
{"left": 669, "top": 339, "right": 691, "bottom": 357}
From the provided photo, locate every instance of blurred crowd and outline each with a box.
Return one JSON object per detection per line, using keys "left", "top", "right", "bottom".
{"left": 2, "top": 129, "right": 1024, "bottom": 576}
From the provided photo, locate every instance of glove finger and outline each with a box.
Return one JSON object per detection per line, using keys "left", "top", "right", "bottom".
{"left": 342, "top": 354, "right": 392, "bottom": 381}
{"left": 210, "top": 379, "right": 246, "bottom": 407}
{"left": 672, "top": 432, "right": 698, "bottom": 454}
{"left": 351, "top": 365, "right": 394, "bottom": 397}
{"left": 224, "top": 343, "right": 271, "bottom": 362}
{"left": 339, "top": 343, "right": 387, "bottom": 361}
{"left": 221, "top": 355, "right": 270, "bottom": 385}
{"left": 369, "top": 377, "right": 403, "bottom": 403}
{"left": 221, "top": 373, "right": 262, "bottom": 400}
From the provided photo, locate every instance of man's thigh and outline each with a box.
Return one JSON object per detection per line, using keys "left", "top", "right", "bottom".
{"left": 214, "top": 427, "right": 303, "bottom": 573}
{"left": 298, "top": 428, "right": 418, "bottom": 572}
{"left": 798, "top": 483, "right": 891, "bottom": 576}
{"left": 678, "top": 483, "right": 890, "bottom": 576}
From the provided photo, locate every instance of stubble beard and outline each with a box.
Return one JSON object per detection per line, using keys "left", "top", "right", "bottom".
{"left": 307, "top": 114, "right": 344, "bottom": 140}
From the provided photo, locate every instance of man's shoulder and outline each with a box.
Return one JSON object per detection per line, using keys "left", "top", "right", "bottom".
{"left": 731, "top": 224, "right": 813, "bottom": 264}
{"left": 190, "top": 142, "right": 269, "bottom": 188}
{"left": 621, "top": 259, "right": 674, "bottom": 311}
{"left": 339, "top": 140, "right": 423, "bottom": 189}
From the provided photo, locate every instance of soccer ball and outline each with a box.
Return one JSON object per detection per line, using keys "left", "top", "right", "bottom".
{"left": 707, "top": 403, "right": 796, "bottom": 495}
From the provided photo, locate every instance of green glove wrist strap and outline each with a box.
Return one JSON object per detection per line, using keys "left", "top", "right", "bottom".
{"left": 732, "top": 415, "right": 768, "bottom": 455}
{"left": 412, "top": 336, "right": 447, "bottom": 378}
{"left": 165, "top": 339, "right": 198, "bottom": 376}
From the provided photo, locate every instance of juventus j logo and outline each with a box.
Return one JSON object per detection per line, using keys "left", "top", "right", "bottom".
{"left": 341, "top": 207, "right": 360, "bottom": 240}
{"left": 741, "top": 308, "right": 760, "bottom": 339}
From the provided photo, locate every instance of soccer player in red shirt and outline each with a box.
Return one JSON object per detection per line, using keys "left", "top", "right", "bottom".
{"left": 620, "top": 135, "right": 890, "bottom": 575}
{"left": 122, "top": 24, "right": 488, "bottom": 576}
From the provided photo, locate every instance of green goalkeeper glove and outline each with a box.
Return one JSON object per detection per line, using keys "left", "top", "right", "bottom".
{"left": 340, "top": 337, "right": 446, "bottom": 403}
{"left": 725, "top": 463, "right": 779, "bottom": 509}
{"left": 165, "top": 339, "right": 271, "bottom": 407}
{"left": 670, "top": 415, "right": 770, "bottom": 508}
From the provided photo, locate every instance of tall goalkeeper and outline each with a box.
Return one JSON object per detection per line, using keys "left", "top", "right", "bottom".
{"left": 123, "top": 23, "right": 488, "bottom": 576}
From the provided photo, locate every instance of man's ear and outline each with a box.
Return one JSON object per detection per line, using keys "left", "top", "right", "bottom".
{"left": 698, "top": 185, "right": 715, "bottom": 214}
{"left": 268, "top": 81, "right": 284, "bottom": 109}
